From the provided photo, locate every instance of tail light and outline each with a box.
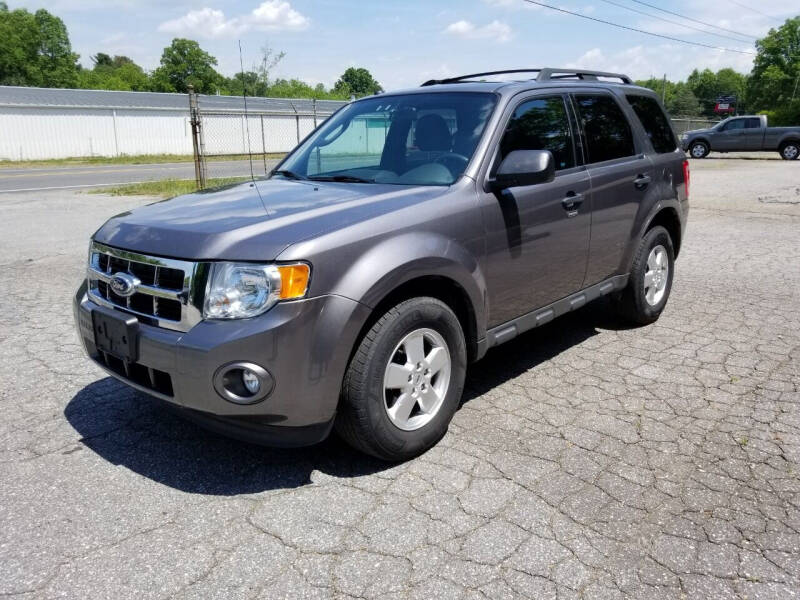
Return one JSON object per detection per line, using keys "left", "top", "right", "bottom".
{"left": 682, "top": 159, "right": 690, "bottom": 199}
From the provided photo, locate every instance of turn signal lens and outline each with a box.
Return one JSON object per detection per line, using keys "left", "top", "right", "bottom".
{"left": 278, "top": 264, "right": 310, "bottom": 299}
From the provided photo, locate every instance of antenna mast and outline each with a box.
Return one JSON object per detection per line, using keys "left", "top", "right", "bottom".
{"left": 239, "top": 40, "right": 255, "bottom": 181}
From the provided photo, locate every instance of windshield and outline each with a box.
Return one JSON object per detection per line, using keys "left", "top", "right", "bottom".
{"left": 275, "top": 92, "right": 497, "bottom": 186}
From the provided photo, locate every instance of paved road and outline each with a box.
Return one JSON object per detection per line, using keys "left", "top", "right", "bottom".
{"left": 0, "top": 159, "right": 280, "bottom": 193}
{"left": 1, "top": 158, "right": 799, "bottom": 599}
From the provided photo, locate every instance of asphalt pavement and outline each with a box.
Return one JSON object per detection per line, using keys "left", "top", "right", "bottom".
{"left": 1, "top": 157, "right": 799, "bottom": 599}
{"left": 0, "top": 159, "right": 280, "bottom": 193}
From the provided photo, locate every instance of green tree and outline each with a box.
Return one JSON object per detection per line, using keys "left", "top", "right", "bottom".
{"left": 78, "top": 56, "right": 150, "bottom": 91}
{"left": 150, "top": 38, "right": 222, "bottom": 94}
{"left": 0, "top": 4, "right": 79, "bottom": 87}
{"left": 669, "top": 84, "right": 702, "bottom": 117}
{"left": 748, "top": 17, "right": 800, "bottom": 110}
{"left": 333, "top": 67, "right": 383, "bottom": 97}
{"left": 687, "top": 68, "right": 747, "bottom": 116}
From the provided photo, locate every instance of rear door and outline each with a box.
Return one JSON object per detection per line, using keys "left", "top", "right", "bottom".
{"left": 571, "top": 91, "right": 656, "bottom": 286}
{"left": 743, "top": 117, "right": 765, "bottom": 150}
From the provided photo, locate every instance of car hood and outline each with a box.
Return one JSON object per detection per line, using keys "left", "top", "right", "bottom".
{"left": 93, "top": 178, "right": 450, "bottom": 261}
{"left": 684, "top": 127, "right": 713, "bottom": 137}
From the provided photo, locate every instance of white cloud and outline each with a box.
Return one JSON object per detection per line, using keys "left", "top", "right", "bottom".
{"left": 158, "top": 1, "right": 309, "bottom": 39}
{"left": 250, "top": 0, "right": 309, "bottom": 31}
{"left": 566, "top": 44, "right": 755, "bottom": 81}
{"left": 443, "top": 20, "right": 513, "bottom": 43}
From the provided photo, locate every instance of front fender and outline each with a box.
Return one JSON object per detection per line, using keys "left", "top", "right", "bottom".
{"left": 330, "top": 232, "right": 487, "bottom": 338}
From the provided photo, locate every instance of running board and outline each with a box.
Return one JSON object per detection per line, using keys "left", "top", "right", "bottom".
{"left": 484, "top": 274, "right": 629, "bottom": 350}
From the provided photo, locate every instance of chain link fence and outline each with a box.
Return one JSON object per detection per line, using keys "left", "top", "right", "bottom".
{"left": 188, "top": 87, "right": 345, "bottom": 188}
{"left": 670, "top": 117, "right": 721, "bottom": 136}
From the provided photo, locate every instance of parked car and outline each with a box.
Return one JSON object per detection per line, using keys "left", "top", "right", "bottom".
{"left": 74, "top": 68, "right": 689, "bottom": 461}
{"left": 682, "top": 114, "right": 800, "bottom": 160}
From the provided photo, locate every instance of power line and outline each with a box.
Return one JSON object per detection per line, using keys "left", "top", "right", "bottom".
{"left": 627, "top": 0, "right": 757, "bottom": 39}
{"left": 726, "top": 0, "right": 785, "bottom": 24}
{"left": 597, "top": 0, "right": 753, "bottom": 44}
{"left": 521, "top": 0, "right": 756, "bottom": 55}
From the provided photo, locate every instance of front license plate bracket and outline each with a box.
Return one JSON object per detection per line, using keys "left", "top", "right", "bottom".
{"left": 92, "top": 307, "right": 139, "bottom": 362}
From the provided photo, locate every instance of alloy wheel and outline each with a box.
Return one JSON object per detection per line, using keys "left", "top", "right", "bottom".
{"left": 383, "top": 328, "right": 451, "bottom": 431}
{"left": 643, "top": 244, "right": 669, "bottom": 306}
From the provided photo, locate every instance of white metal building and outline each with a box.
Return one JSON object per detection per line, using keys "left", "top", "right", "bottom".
{"left": 0, "top": 86, "right": 346, "bottom": 161}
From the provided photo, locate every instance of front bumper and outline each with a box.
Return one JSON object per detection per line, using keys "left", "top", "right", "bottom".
{"left": 73, "top": 282, "right": 371, "bottom": 446}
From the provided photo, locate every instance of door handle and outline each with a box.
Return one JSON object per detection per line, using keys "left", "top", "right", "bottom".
{"left": 561, "top": 192, "right": 583, "bottom": 215}
{"left": 634, "top": 174, "right": 652, "bottom": 190}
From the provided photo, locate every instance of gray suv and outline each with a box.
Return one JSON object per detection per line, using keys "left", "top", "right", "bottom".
{"left": 73, "top": 68, "right": 689, "bottom": 461}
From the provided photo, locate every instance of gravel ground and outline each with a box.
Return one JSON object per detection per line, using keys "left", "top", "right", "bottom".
{"left": 1, "top": 157, "right": 799, "bottom": 599}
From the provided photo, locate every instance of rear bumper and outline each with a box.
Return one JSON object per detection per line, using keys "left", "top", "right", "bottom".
{"left": 73, "top": 282, "right": 371, "bottom": 446}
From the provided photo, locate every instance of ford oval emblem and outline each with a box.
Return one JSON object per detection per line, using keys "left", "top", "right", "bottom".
{"left": 109, "top": 272, "right": 139, "bottom": 297}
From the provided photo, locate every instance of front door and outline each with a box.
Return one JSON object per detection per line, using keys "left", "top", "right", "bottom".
{"left": 714, "top": 118, "right": 747, "bottom": 151}
{"left": 478, "top": 94, "right": 591, "bottom": 327}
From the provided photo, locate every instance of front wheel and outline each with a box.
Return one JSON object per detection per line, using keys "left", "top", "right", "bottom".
{"left": 615, "top": 226, "right": 675, "bottom": 325}
{"left": 335, "top": 297, "right": 467, "bottom": 461}
{"left": 780, "top": 142, "right": 799, "bottom": 160}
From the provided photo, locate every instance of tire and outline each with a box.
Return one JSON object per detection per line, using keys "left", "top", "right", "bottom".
{"left": 335, "top": 297, "right": 467, "bottom": 461}
{"left": 779, "top": 141, "right": 799, "bottom": 161}
{"left": 616, "top": 226, "right": 675, "bottom": 325}
{"left": 689, "top": 141, "right": 709, "bottom": 159}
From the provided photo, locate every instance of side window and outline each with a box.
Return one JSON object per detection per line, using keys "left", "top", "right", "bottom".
{"left": 574, "top": 94, "right": 636, "bottom": 163}
{"left": 499, "top": 96, "right": 575, "bottom": 170}
{"left": 746, "top": 118, "right": 761, "bottom": 129}
{"left": 722, "top": 119, "right": 745, "bottom": 131}
{"left": 625, "top": 95, "right": 677, "bottom": 154}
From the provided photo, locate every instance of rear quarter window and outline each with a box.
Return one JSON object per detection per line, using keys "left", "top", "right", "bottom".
{"left": 574, "top": 94, "right": 636, "bottom": 163}
{"left": 626, "top": 95, "right": 678, "bottom": 154}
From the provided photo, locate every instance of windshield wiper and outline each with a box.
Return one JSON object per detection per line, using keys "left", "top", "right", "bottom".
{"left": 308, "top": 174, "right": 374, "bottom": 183}
{"left": 271, "top": 169, "right": 306, "bottom": 180}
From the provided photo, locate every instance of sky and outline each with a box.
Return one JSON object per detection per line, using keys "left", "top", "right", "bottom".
{"left": 11, "top": 0, "right": 800, "bottom": 90}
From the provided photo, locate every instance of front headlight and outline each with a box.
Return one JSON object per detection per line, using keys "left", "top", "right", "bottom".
{"left": 203, "top": 262, "right": 310, "bottom": 320}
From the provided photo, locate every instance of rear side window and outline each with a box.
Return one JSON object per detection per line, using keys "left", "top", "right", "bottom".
{"left": 499, "top": 96, "right": 575, "bottom": 170}
{"left": 626, "top": 95, "right": 678, "bottom": 154}
{"left": 746, "top": 117, "right": 761, "bottom": 129}
{"left": 574, "top": 94, "right": 635, "bottom": 163}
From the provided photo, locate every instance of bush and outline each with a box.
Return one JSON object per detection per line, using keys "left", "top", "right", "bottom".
{"left": 758, "top": 103, "right": 800, "bottom": 126}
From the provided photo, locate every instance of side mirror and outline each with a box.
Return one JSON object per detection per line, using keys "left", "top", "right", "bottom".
{"left": 491, "top": 150, "right": 555, "bottom": 191}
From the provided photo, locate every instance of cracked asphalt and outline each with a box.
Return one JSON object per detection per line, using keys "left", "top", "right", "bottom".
{"left": 1, "top": 156, "right": 799, "bottom": 599}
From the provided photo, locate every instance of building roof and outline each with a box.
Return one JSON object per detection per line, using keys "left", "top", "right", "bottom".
{"left": 0, "top": 86, "right": 347, "bottom": 114}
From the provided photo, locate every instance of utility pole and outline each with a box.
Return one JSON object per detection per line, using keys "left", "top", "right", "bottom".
{"left": 792, "top": 71, "right": 800, "bottom": 102}
{"left": 662, "top": 74, "right": 667, "bottom": 104}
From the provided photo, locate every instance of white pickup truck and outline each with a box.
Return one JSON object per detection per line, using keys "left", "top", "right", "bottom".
{"left": 681, "top": 114, "right": 800, "bottom": 160}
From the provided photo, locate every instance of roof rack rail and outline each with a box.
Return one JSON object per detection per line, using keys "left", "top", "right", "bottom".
{"left": 537, "top": 68, "right": 632, "bottom": 84}
{"left": 420, "top": 67, "right": 632, "bottom": 87}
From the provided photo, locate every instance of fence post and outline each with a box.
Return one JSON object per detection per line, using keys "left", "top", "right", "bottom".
{"left": 260, "top": 114, "right": 267, "bottom": 175}
{"left": 111, "top": 109, "right": 120, "bottom": 157}
{"left": 188, "top": 85, "right": 207, "bottom": 189}
{"left": 289, "top": 101, "right": 300, "bottom": 145}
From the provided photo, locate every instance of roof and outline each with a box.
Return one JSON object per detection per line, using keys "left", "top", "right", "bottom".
{"left": 0, "top": 86, "right": 347, "bottom": 114}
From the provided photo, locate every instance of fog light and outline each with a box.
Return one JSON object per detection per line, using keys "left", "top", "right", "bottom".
{"left": 242, "top": 369, "right": 260, "bottom": 395}
{"left": 212, "top": 362, "right": 274, "bottom": 404}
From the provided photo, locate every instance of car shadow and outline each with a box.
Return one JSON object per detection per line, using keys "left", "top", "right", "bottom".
{"left": 703, "top": 155, "right": 780, "bottom": 161}
{"left": 64, "top": 299, "right": 634, "bottom": 495}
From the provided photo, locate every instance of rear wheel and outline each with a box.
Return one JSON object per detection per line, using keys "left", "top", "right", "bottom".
{"left": 780, "top": 142, "right": 799, "bottom": 160}
{"left": 689, "top": 141, "right": 709, "bottom": 159}
{"left": 335, "top": 297, "right": 467, "bottom": 461}
{"left": 615, "top": 226, "right": 675, "bottom": 325}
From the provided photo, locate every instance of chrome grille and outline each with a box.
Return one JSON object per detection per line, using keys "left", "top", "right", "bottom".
{"left": 87, "top": 242, "right": 206, "bottom": 332}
